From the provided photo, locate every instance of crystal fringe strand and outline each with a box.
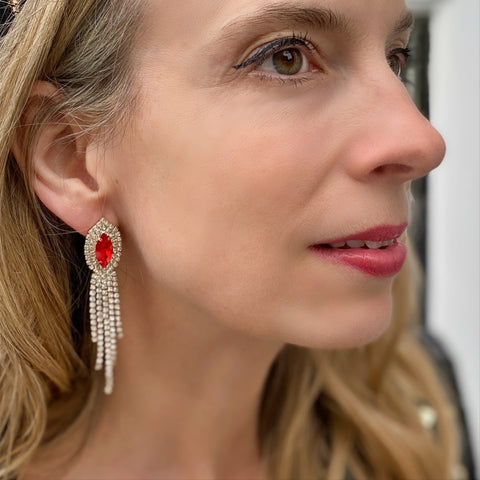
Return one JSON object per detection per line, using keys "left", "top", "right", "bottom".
{"left": 85, "top": 218, "right": 123, "bottom": 395}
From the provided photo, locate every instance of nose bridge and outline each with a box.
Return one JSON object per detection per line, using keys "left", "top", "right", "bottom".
{"left": 346, "top": 72, "right": 446, "bottom": 182}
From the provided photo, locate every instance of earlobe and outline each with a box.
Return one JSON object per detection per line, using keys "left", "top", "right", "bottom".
{"left": 11, "top": 81, "right": 114, "bottom": 236}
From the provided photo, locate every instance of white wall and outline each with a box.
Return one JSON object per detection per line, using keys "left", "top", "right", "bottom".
{"left": 426, "top": 0, "right": 480, "bottom": 467}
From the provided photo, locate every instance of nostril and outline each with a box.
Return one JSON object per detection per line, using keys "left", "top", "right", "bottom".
{"left": 372, "top": 164, "right": 413, "bottom": 176}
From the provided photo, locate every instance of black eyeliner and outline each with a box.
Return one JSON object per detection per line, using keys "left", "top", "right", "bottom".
{"left": 233, "top": 35, "right": 312, "bottom": 70}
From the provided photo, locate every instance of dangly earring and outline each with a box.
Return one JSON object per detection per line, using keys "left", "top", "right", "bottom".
{"left": 84, "top": 218, "right": 123, "bottom": 394}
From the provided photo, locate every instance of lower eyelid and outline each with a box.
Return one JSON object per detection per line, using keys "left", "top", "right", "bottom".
{"left": 248, "top": 73, "right": 316, "bottom": 87}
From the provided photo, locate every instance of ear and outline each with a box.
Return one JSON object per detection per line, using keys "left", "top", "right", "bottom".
{"left": 11, "top": 81, "right": 117, "bottom": 236}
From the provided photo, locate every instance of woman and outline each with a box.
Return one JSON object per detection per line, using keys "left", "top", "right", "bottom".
{"left": 0, "top": 0, "right": 463, "bottom": 478}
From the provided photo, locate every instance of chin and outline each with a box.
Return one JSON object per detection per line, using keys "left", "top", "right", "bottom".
{"left": 274, "top": 292, "right": 394, "bottom": 350}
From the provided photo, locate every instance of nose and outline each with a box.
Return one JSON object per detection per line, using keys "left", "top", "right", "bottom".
{"left": 344, "top": 74, "right": 446, "bottom": 183}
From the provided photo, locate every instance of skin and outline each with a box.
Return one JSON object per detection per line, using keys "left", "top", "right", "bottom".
{"left": 21, "top": 0, "right": 445, "bottom": 478}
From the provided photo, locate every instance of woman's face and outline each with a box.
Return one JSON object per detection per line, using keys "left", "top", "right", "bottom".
{"left": 103, "top": 0, "right": 445, "bottom": 348}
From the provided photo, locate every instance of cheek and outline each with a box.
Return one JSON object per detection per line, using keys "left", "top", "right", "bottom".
{"left": 113, "top": 133, "right": 311, "bottom": 331}
{"left": 117, "top": 96, "right": 320, "bottom": 264}
{"left": 110, "top": 88, "right": 393, "bottom": 347}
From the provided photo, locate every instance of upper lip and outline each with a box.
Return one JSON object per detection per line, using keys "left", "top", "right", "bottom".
{"left": 314, "top": 223, "right": 408, "bottom": 245}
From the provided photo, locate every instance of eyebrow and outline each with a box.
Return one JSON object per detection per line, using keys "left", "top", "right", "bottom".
{"left": 221, "top": 4, "right": 351, "bottom": 38}
{"left": 392, "top": 10, "right": 415, "bottom": 36}
{"left": 220, "top": 3, "right": 414, "bottom": 39}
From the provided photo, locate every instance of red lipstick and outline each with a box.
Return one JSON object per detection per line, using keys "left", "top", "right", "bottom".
{"left": 310, "top": 224, "right": 408, "bottom": 278}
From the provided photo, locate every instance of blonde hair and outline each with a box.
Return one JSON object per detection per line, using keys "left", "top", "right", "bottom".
{"left": 0, "top": 2, "right": 460, "bottom": 479}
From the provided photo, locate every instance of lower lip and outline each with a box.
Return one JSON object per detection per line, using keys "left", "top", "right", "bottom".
{"left": 310, "top": 241, "right": 407, "bottom": 278}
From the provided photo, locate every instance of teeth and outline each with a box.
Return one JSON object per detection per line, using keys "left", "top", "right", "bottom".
{"left": 364, "top": 239, "right": 395, "bottom": 249}
{"left": 327, "top": 239, "right": 395, "bottom": 249}
{"left": 365, "top": 241, "right": 384, "bottom": 249}
{"left": 346, "top": 240, "right": 365, "bottom": 248}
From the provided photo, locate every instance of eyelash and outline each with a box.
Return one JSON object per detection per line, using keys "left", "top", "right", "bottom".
{"left": 233, "top": 33, "right": 317, "bottom": 85}
{"left": 233, "top": 34, "right": 412, "bottom": 85}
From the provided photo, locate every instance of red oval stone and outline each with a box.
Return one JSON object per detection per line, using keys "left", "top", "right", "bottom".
{"left": 95, "top": 233, "right": 114, "bottom": 268}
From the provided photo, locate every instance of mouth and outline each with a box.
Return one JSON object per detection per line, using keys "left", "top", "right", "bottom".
{"left": 319, "top": 238, "right": 397, "bottom": 250}
{"left": 310, "top": 224, "right": 408, "bottom": 277}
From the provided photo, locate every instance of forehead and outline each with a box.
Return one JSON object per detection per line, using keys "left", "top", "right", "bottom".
{"left": 142, "top": 0, "right": 411, "bottom": 43}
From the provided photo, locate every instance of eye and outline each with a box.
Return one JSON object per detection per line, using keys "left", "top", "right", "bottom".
{"left": 387, "top": 47, "right": 411, "bottom": 77}
{"left": 258, "top": 47, "right": 309, "bottom": 76}
{"left": 233, "top": 35, "right": 318, "bottom": 80}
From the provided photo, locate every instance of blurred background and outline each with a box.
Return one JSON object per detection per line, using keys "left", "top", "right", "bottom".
{"left": 407, "top": 0, "right": 479, "bottom": 468}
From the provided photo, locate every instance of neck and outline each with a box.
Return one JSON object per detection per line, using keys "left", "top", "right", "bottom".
{"left": 64, "top": 268, "right": 281, "bottom": 479}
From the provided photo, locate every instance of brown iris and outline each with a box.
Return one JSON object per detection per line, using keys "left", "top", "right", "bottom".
{"left": 272, "top": 48, "right": 304, "bottom": 75}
